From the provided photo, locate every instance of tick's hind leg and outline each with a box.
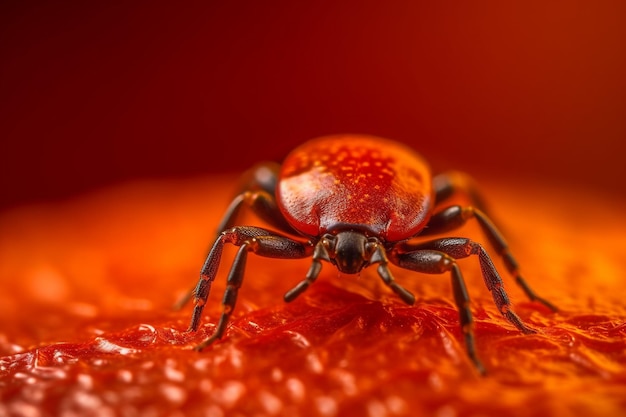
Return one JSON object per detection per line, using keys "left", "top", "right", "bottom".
{"left": 433, "top": 171, "right": 488, "bottom": 212}
{"left": 216, "top": 162, "right": 298, "bottom": 236}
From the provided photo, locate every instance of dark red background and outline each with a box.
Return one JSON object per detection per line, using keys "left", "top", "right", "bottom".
{"left": 1, "top": 1, "right": 625, "bottom": 210}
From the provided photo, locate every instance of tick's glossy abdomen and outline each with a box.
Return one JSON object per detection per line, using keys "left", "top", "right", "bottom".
{"left": 276, "top": 135, "right": 433, "bottom": 242}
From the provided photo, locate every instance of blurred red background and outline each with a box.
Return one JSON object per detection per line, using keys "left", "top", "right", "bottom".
{"left": 1, "top": 1, "right": 625, "bottom": 210}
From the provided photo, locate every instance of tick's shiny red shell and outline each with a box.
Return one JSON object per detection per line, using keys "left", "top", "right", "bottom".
{"left": 276, "top": 135, "right": 433, "bottom": 242}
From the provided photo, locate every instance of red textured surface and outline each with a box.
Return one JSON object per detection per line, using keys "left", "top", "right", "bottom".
{"left": 0, "top": 176, "right": 625, "bottom": 416}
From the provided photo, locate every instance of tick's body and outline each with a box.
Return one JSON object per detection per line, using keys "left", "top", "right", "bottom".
{"left": 277, "top": 137, "right": 432, "bottom": 241}
{"left": 186, "top": 135, "right": 556, "bottom": 374}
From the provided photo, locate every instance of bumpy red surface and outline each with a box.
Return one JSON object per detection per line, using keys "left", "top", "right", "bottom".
{"left": 0, "top": 176, "right": 625, "bottom": 416}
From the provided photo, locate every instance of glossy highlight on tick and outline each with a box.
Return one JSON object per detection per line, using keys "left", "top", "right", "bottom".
{"left": 184, "top": 135, "right": 557, "bottom": 374}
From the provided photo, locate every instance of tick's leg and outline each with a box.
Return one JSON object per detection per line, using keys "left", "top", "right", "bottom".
{"left": 433, "top": 171, "right": 488, "bottom": 211}
{"left": 369, "top": 243, "right": 416, "bottom": 305}
{"left": 188, "top": 226, "right": 313, "bottom": 349}
{"left": 283, "top": 237, "right": 331, "bottom": 302}
{"left": 419, "top": 205, "right": 557, "bottom": 311}
{"left": 174, "top": 163, "right": 296, "bottom": 311}
{"left": 394, "top": 238, "right": 537, "bottom": 335}
{"left": 195, "top": 244, "right": 248, "bottom": 351}
{"left": 388, "top": 248, "right": 485, "bottom": 374}
{"left": 216, "top": 162, "right": 297, "bottom": 236}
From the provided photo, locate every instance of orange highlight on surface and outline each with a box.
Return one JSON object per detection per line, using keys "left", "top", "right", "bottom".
{"left": 0, "top": 175, "right": 624, "bottom": 416}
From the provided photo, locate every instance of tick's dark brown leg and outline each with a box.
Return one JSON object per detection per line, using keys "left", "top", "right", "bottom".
{"left": 283, "top": 238, "right": 330, "bottom": 302}
{"left": 174, "top": 163, "right": 297, "bottom": 311}
{"left": 420, "top": 205, "right": 557, "bottom": 311}
{"left": 394, "top": 238, "right": 537, "bottom": 337}
{"left": 369, "top": 243, "right": 417, "bottom": 305}
{"left": 388, "top": 247, "right": 485, "bottom": 374}
{"left": 216, "top": 162, "right": 298, "bottom": 237}
{"left": 433, "top": 171, "right": 488, "bottom": 212}
{"left": 194, "top": 244, "right": 249, "bottom": 350}
{"left": 189, "top": 226, "right": 313, "bottom": 350}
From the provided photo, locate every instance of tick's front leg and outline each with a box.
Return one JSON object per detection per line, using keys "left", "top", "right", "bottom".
{"left": 187, "top": 226, "right": 313, "bottom": 350}
{"left": 174, "top": 163, "right": 298, "bottom": 311}
{"left": 388, "top": 247, "right": 485, "bottom": 374}
{"left": 395, "top": 237, "right": 537, "bottom": 335}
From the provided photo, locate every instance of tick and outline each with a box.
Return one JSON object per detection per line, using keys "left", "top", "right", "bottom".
{"left": 184, "top": 135, "right": 556, "bottom": 373}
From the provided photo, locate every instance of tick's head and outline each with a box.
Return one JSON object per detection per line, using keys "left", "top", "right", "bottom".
{"left": 324, "top": 230, "right": 372, "bottom": 274}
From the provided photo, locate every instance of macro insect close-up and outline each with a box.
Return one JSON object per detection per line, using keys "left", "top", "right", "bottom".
{"left": 184, "top": 134, "right": 557, "bottom": 374}
{"left": 3, "top": 3, "right": 626, "bottom": 415}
